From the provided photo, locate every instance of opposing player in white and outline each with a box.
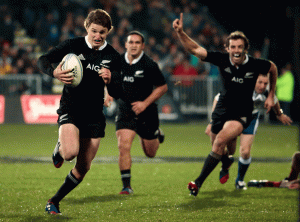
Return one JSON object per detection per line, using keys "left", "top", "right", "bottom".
{"left": 205, "top": 73, "right": 292, "bottom": 189}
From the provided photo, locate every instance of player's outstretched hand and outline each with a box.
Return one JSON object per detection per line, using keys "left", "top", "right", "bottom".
{"left": 99, "top": 67, "right": 111, "bottom": 84}
{"left": 277, "top": 114, "right": 293, "bottom": 125}
{"left": 288, "top": 179, "right": 300, "bottom": 189}
{"left": 173, "top": 13, "right": 183, "bottom": 33}
{"left": 53, "top": 61, "right": 74, "bottom": 84}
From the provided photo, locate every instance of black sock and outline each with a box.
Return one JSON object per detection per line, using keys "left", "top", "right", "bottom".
{"left": 51, "top": 171, "right": 82, "bottom": 204}
{"left": 121, "top": 169, "right": 131, "bottom": 188}
{"left": 195, "top": 151, "right": 222, "bottom": 188}
{"left": 221, "top": 154, "right": 234, "bottom": 170}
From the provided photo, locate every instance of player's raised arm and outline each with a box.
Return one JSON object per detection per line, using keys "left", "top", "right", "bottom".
{"left": 173, "top": 13, "right": 207, "bottom": 60}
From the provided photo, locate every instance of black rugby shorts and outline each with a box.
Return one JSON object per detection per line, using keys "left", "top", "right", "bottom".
{"left": 115, "top": 105, "right": 159, "bottom": 140}
{"left": 57, "top": 113, "right": 106, "bottom": 138}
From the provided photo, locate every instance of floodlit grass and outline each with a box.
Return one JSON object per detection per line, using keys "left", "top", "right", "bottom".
{"left": 0, "top": 122, "right": 298, "bottom": 221}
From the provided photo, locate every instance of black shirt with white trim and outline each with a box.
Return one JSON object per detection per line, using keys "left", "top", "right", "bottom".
{"left": 119, "top": 51, "right": 166, "bottom": 103}
{"left": 204, "top": 51, "right": 271, "bottom": 116}
{"left": 37, "top": 36, "right": 121, "bottom": 122}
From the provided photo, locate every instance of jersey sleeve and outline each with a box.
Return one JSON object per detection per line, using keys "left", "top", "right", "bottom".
{"left": 37, "top": 39, "right": 72, "bottom": 77}
{"left": 254, "top": 58, "right": 271, "bottom": 74}
{"left": 150, "top": 61, "right": 166, "bottom": 87}
{"left": 106, "top": 52, "right": 122, "bottom": 99}
{"left": 203, "top": 51, "right": 228, "bottom": 67}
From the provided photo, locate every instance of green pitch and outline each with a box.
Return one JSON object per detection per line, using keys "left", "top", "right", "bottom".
{"left": 0, "top": 122, "right": 298, "bottom": 221}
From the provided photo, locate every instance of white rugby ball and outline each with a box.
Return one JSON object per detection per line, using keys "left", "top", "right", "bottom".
{"left": 61, "top": 53, "right": 83, "bottom": 87}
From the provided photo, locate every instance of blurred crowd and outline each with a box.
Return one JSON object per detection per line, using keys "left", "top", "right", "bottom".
{"left": 0, "top": 0, "right": 268, "bottom": 95}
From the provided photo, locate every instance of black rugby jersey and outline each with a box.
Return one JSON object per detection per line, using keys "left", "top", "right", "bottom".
{"left": 205, "top": 51, "right": 271, "bottom": 116}
{"left": 37, "top": 37, "right": 121, "bottom": 122}
{"left": 119, "top": 52, "right": 166, "bottom": 103}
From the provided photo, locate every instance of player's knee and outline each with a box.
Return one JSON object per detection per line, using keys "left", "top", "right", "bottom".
{"left": 214, "top": 136, "right": 227, "bottom": 149}
{"left": 240, "top": 147, "right": 251, "bottom": 159}
{"left": 144, "top": 151, "right": 156, "bottom": 158}
{"left": 61, "top": 149, "right": 78, "bottom": 161}
{"left": 118, "top": 143, "right": 131, "bottom": 156}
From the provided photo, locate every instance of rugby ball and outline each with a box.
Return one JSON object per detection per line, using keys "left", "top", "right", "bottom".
{"left": 61, "top": 53, "right": 83, "bottom": 87}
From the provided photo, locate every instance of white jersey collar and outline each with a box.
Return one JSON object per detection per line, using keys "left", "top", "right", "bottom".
{"left": 230, "top": 54, "right": 249, "bottom": 67}
{"left": 85, "top": 36, "right": 107, "bottom": 50}
{"left": 125, "top": 51, "right": 144, "bottom": 64}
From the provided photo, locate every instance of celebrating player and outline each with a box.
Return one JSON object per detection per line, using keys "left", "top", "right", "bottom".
{"left": 106, "top": 31, "right": 167, "bottom": 194}
{"left": 173, "top": 13, "right": 278, "bottom": 196}
{"left": 205, "top": 73, "right": 292, "bottom": 190}
{"left": 38, "top": 9, "right": 121, "bottom": 214}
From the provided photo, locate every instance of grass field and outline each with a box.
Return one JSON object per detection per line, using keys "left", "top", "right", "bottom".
{"left": 0, "top": 122, "right": 299, "bottom": 221}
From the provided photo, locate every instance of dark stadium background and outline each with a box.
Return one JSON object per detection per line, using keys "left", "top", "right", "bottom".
{"left": 1, "top": 1, "right": 299, "bottom": 121}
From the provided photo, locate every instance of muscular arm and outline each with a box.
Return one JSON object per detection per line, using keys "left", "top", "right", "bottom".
{"left": 131, "top": 84, "right": 168, "bottom": 115}
{"left": 268, "top": 61, "right": 277, "bottom": 97}
{"left": 173, "top": 13, "right": 207, "bottom": 60}
{"left": 264, "top": 61, "right": 278, "bottom": 113}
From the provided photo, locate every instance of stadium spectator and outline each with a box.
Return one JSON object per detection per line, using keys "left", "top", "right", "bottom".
{"left": 0, "top": 51, "right": 12, "bottom": 75}
{"left": 276, "top": 63, "right": 294, "bottom": 117}
{"left": 173, "top": 13, "right": 278, "bottom": 197}
{"left": 1, "top": 13, "right": 15, "bottom": 45}
{"left": 172, "top": 55, "right": 198, "bottom": 87}
{"left": 129, "top": 0, "right": 149, "bottom": 33}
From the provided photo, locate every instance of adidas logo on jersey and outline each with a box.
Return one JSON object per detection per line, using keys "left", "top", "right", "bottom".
{"left": 224, "top": 67, "right": 232, "bottom": 74}
{"left": 78, "top": 54, "right": 86, "bottom": 60}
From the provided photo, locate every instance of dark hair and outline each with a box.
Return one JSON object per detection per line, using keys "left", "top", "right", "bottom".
{"left": 84, "top": 9, "right": 112, "bottom": 31}
{"left": 225, "top": 31, "right": 250, "bottom": 51}
{"left": 259, "top": 73, "right": 269, "bottom": 77}
{"left": 127, "top": 31, "right": 145, "bottom": 43}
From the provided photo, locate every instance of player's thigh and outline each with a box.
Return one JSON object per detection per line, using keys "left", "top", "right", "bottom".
{"left": 218, "top": 120, "right": 243, "bottom": 144}
{"left": 116, "top": 129, "right": 136, "bottom": 151}
{"left": 140, "top": 137, "right": 159, "bottom": 151}
{"left": 59, "top": 123, "right": 80, "bottom": 157}
{"left": 76, "top": 137, "right": 101, "bottom": 171}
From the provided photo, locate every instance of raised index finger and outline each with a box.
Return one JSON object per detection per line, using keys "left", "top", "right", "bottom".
{"left": 180, "top": 12, "right": 183, "bottom": 23}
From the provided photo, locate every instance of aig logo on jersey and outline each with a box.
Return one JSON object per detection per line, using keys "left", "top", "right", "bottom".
{"left": 231, "top": 77, "right": 244, "bottom": 83}
{"left": 123, "top": 76, "right": 134, "bottom": 82}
